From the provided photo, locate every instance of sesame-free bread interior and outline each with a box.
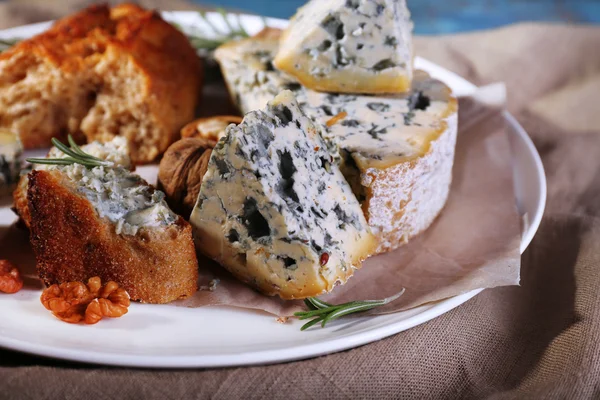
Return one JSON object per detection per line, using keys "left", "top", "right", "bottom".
{"left": 0, "top": 3, "right": 202, "bottom": 164}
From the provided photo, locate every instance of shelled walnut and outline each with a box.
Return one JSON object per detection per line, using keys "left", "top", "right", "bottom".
{"left": 41, "top": 276, "right": 130, "bottom": 324}
{"left": 157, "top": 137, "right": 213, "bottom": 219}
{"left": 181, "top": 115, "right": 242, "bottom": 146}
{"left": 0, "top": 260, "right": 23, "bottom": 294}
{"left": 160, "top": 115, "right": 244, "bottom": 219}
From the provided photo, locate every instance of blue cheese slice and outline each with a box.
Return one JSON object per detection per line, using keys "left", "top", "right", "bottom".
{"left": 190, "top": 90, "right": 377, "bottom": 299}
{"left": 215, "top": 31, "right": 458, "bottom": 253}
{"left": 0, "top": 129, "right": 22, "bottom": 196}
{"left": 273, "top": 0, "right": 413, "bottom": 94}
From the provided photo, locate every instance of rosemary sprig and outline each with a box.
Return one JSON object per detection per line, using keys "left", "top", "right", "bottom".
{"left": 182, "top": 10, "right": 257, "bottom": 53}
{"left": 0, "top": 10, "right": 266, "bottom": 55}
{"left": 295, "top": 289, "right": 406, "bottom": 331}
{"left": 0, "top": 37, "right": 19, "bottom": 52}
{"left": 26, "top": 135, "right": 114, "bottom": 168}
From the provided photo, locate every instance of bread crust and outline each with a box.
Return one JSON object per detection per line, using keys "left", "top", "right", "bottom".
{"left": 11, "top": 175, "right": 30, "bottom": 228}
{"left": 27, "top": 169, "right": 198, "bottom": 304}
{"left": 0, "top": 4, "right": 202, "bottom": 163}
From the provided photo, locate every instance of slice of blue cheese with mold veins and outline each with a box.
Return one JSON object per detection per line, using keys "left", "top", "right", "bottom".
{"left": 214, "top": 30, "right": 458, "bottom": 254}
{"left": 189, "top": 90, "right": 377, "bottom": 299}
{"left": 274, "top": 0, "right": 413, "bottom": 94}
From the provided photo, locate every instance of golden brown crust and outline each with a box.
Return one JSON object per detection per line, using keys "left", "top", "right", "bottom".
{"left": 0, "top": 4, "right": 202, "bottom": 163}
{"left": 12, "top": 175, "right": 30, "bottom": 228}
{"left": 27, "top": 169, "right": 198, "bottom": 304}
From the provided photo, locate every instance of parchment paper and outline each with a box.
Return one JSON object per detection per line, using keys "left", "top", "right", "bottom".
{"left": 0, "top": 84, "right": 521, "bottom": 318}
{"left": 174, "top": 83, "right": 522, "bottom": 316}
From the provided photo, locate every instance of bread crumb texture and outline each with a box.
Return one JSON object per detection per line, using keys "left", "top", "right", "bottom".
{"left": 0, "top": 3, "right": 202, "bottom": 163}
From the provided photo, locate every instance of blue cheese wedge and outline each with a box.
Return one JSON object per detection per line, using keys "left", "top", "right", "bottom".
{"left": 190, "top": 90, "right": 377, "bottom": 299}
{"left": 215, "top": 31, "right": 458, "bottom": 253}
{"left": 273, "top": 0, "right": 413, "bottom": 93}
{"left": 0, "top": 129, "right": 21, "bottom": 196}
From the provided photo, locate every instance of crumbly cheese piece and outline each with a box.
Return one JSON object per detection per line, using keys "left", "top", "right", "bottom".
{"left": 0, "top": 129, "right": 22, "bottom": 196}
{"left": 273, "top": 0, "right": 413, "bottom": 94}
{"left": 45, "top": 136, "right": 131, "bottom": 170}
{"left": 190, "top": 90, "right": 376, "bottom": 299}
{"left": 215, "top": 28, "right": 301, "bottom": 114}
{"left": 43, "top": 137, "right": 176, "bottom": 235}
{"left": 215, "top": 32, "right": 458, "bottom": 253}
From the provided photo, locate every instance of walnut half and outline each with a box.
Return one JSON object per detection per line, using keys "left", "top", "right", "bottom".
{"left": 0, "top": 260, "right": 23, "bottom": 294}
{"left": 157, "top": 138, "right": 213, "bottom": 219}
{"left": 181, "top": 115, "right": 242, "bottom": 145}
{"left": 159, "top": 115, "right": 243, "bottom": 219}
{"left": 40, "top": 276, "right": 130, "bottom": 324}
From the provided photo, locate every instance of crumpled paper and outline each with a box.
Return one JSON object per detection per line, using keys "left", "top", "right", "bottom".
{"left": 0, "top": 84, "right": 521, "bottom": 317}
{"left": 173, "top": 83, "right": 522, "bottom": 316}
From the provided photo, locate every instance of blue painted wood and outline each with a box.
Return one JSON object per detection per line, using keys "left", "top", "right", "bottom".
{"left": 197, "top": 0, "right": 600, "bottom": 34}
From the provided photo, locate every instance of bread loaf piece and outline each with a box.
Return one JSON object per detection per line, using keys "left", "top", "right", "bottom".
{"left": 13, "top": 136, "right": 131, "bottom": 228}
{"left": 25, "top": 137, "right": 198, "bottom": 303}
{"left": 190, "top": 91, "right": 376, "bottom": 299}
{"left": 0, "top": 4, "right": 202, "bottom": 164}
{"left": 215, "top": 30, "right": 458, "bottom": 253}
{"left": 274, "top": 0, "right": 413, "bottom": 94}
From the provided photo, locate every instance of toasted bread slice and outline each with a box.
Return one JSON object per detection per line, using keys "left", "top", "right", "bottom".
{"left": 27, "top": 169, "right": 198, "bottom": 304}
{"left": 13, "top": 137, "right": 131, "bottom": 229}
{"left": 0, "top": 4, "right": 202, "bottom": 164}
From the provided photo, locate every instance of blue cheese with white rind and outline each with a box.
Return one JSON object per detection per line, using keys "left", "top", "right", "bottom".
{"left": 190, "top": 90, "right": 376, "bottom": 299}
{"left": 274, "top": 0, "right": 413, "bottom": 93}
{"left": 215, "top": 31, "right": 458, "bottom": 253}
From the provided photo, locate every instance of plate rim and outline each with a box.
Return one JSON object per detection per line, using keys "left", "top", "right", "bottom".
{"left": 0, "top": 11, "right": 546, "bottom": 368}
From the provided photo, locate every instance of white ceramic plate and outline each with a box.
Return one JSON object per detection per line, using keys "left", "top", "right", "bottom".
{"left": 0, "top": 12, "right": 546, "bottom": 368}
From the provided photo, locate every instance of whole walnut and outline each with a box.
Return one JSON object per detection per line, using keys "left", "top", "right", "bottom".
{"left": 157, "top": 138, "right": 213, "bottom": 219}
{"left": 181, "top": 115, "right": 242, "bottom": 145}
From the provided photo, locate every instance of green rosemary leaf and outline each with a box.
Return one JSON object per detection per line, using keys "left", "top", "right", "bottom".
{"left": 295, "top": 307, "right": 340, "bottom": 320}
{"left": 234, "top": 13, "right": 249, "bottom": 37}
{"left": 297, "top": 289, "right": 406, "bottom": 331}
{"left": 300, "top": 315, "right": 326, "bottom": 331}
{"left": 66, "top": 135, "right": 102, "bottom": 161}
{"left": 320, "top": 303, "right": 383, "bottom": 327}
{"left": 187, "top": 10, "right": 257, "bottom": 53}
{"left": 187, "top": 36, "right": 225, "bottom": 51}
{"left": 27, "top": 135, "right": 114, "bottom": 169}
{"left": 50, "top": 137, "right": 86, "bottom": 160}
{"left": 25, "top": 158, "right": 75, "bottom": 166}
{"left": 217, "top": 8, "right": 236, "bottom": 34}
{"left": 199, "top": 10, "right": 226, "bottom": 36}
{"left": 307, "top": 297, "right": 333, "bottom": 309}
{"left": 304, "top": 298, "right": 318, "bottom": 311}
{"left": 0, "top": 37, "right": 19, "bottom": 52}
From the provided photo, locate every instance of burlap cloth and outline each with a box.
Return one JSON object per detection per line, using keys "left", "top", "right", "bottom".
{"left": 1, "top": 2, "right": 600, "bottom": 398}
